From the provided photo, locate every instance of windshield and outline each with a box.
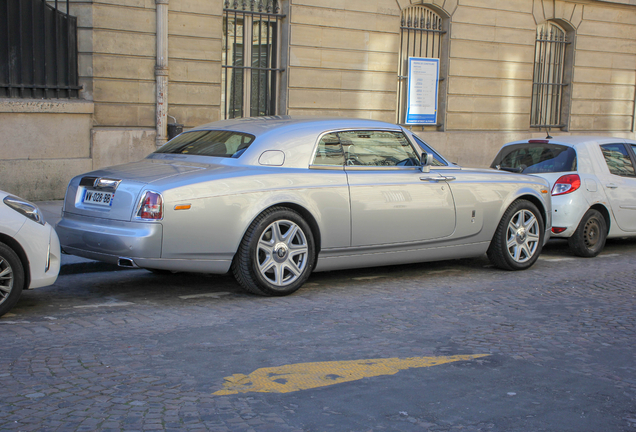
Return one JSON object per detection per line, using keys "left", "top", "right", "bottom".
{"left": 155, "top": 130, "right": 255, "bottom": 158}
{"left": 491, "top": 143, "right": 577, "bottom": 174}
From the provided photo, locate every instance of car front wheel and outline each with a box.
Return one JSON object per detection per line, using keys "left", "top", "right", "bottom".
{"left": 232, "top": 207, "right": 315, "bottom": 296}
{"left": 487, "top": 199, "right": 544, "bottom": 271}
{"left": 0, "top": 242, "right": 25, "bottom": 317}
{"left": 567, "top": 209, "right": 607, "bottom": 257}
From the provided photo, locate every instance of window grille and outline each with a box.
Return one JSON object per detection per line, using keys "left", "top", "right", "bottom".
{"left": 1, "top": 0, "right": 80, "bottom": 98}
{"left": 222, "top": 0, "right": 284, "bottom": 119}
{"left": 397, "top": 6, "right": 444, "bottom": 125}
{"left": 531, "top": 22, "right": 569, "bottom": 128}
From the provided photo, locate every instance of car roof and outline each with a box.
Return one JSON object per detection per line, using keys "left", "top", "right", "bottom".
{"left": 504, "top": 136, "right": 636, "bottom": 148}
{"left": 192, "top": 116, "right": 403, "bottom": 137}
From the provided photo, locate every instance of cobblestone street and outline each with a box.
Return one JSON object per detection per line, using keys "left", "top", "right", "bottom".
{"left": 1, "top": 239, "right": 635, "bottom": 431}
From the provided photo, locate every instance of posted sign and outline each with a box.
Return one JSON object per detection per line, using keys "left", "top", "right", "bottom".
{"left": 405, "top": 57, "right": 439, "bottom": 125}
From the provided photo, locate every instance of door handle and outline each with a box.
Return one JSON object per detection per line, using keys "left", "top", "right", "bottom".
{"left": 606, "top": 183, "right": 619, "bottom": 189}
{"left": 419, "top": 176, "right": 456, "bottom": 182}
{"left": 420, "top": 176, "right": 445, "bottom": 182}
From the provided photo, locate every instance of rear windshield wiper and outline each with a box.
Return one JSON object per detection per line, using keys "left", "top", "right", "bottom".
{"left": 495, "top": 165, "right": 524, "bottom": 173}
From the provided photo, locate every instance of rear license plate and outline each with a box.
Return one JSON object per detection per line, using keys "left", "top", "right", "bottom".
{"left": 83, "top": 189, "right": 114, "bottom": 207}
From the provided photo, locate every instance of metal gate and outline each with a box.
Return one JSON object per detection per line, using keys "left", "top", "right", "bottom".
{"left": 0, "top": 0, "right": 80, "bottom": 98}
{"left": 222, "top": 0, "right": 284, "bottom": 119}
{"left": 397, "top": 6, "right": 444, "bottom": 125}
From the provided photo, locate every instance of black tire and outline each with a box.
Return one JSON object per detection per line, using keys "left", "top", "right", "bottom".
{"left": 567, "top": 209, "right": 607, "bottom": 257}
{"left": 487, "top": 199, "right": 544, "bottom": 271}
{"left": 232, "top": 207, "right": 315, "bottom": 296}
{"left": 0, "top": 242, "right": 25, "bottom": 317}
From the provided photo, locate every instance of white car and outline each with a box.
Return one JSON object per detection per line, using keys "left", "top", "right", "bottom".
{"left": 0, "top": 190, "right": 61, "bottom": 317}
{"left": 492, "top": 137, "right": 636, "bottom": 257}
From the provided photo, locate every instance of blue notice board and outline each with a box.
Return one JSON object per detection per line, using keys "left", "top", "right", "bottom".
{"left": 405, "top": 57, "right": 439, "bottom": 125}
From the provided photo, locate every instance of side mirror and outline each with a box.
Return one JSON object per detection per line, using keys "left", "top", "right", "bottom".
{"left": 421, "top": 152, "right": 433, "bottom": 173}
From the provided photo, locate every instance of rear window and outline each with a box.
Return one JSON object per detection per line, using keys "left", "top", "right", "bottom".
{"left": 155, "top": 130, "right": 255, "bottom": 158}
{"left": 491, "top": 143, "right": 577, "bottom": 174}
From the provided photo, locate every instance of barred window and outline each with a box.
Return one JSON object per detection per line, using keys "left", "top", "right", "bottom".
{"left": 531, "top": 21, "right": 572, "bottom": 129}
{"left": 1, "top": 0, "right": 80, "bottom": 98}
{"left": 222, "top": 0, "right": 284, "bottom": 119}
{"left": 397, "top": 6, "right": 446, "bottom": 125}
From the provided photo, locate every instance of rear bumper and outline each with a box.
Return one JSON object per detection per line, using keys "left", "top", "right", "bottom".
{"left": 57, "top": 212, "right": 163, "bottom": 264}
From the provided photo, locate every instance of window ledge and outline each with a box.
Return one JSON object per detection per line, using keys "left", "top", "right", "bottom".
{"left": 0, "top": 98, "right": 94, "bottom": 114}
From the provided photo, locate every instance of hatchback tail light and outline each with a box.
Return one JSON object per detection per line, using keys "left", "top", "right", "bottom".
{"left": 136, "top": 191, "right": 163, "bottom": 220}
{"left": 552, "top": 174, "right": 581, "bottom": 196}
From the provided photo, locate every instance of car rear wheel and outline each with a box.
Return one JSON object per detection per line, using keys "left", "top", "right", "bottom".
{"left": 568, "top": 209, "right": 607, "bottom": 257}
{"left": 487, "top": 199, "right": 544, "bottom": 271}
{"left": 232, "top": 207, "right": 315, "bottom": 296}
{"left": 0, "top": 242, "right": 25, "bottom": 317}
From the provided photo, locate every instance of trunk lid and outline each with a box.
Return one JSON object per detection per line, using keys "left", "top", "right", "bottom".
{"left": 63, "top": 159, "right": 207, "bottom": 221}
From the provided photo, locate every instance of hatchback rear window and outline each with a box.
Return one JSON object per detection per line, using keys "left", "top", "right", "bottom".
{"left": 491, "top": 143, "right": 577, "bottom": 174}
{"left": 156, "top": 130, "right": 255, "bottom": 158}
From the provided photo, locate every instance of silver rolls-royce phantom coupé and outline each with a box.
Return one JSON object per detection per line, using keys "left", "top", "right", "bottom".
{"left": 57, "top": 117, "right": 551, "bottom": 296}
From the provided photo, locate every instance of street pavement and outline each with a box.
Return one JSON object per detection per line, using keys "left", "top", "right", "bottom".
{"left": 1, "top": 209, "right": 636, "bottom": 431}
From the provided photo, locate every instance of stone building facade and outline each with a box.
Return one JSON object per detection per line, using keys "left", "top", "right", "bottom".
{"left": 2, "top": 0, "right": 636, "bottom": 200}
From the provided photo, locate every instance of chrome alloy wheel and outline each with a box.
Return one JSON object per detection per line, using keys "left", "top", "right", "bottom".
{"left": 0, "top": 255, "right": 14, "bottom": 306}
{"left": 256, "top": 219, "right": 309, "bottom": 287}
{"left": 506, "top": 209, "right": 540, "bottom": 263}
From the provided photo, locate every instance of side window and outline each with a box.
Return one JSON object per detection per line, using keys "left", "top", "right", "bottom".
{"left": 312, "top": 133, "right": 345, "bottom": 166}
{"left": 411, "top": 135, "right": 448, "bottom": 166}
{"left": 600, "top": 144, "right": 636, "bottom": 177}
{"left": 339, "top": 131, "right": 419, "bottom": 167}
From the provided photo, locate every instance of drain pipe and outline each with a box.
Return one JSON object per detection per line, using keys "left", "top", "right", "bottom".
{"left": 155, "top": 0, "right": 169, "bottom": 148}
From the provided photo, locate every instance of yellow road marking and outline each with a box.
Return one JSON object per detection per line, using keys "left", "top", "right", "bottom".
{"left": 213, "top": 354, "right": 488, "bottom": 395}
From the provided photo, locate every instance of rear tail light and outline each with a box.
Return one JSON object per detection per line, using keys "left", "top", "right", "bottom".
{"left": 552, "top": 174, "right": 580, "bottom": 196}
{"left": 136, "top": 191, "right": 163, "bottom": 220}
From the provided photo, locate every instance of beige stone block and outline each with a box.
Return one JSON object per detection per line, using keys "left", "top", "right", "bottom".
{"left": 0, "top": 158, "right": 94, "bottom": 201}
{"left": 446, "top": 112, "right": 529, "bottom": 131}
{"left": 92, "top": 55, "right": 155, "bottom": 80}
{"left": 78, "top": 53, "right": 94, "bottom": 78}
{"left": 94, "top": 79, "right": 155, "bottom": 104}
{"left": 169, "top": 12, "right": 220, "bottom": 38}
{"left": 93, "top": 4, "right": 155, "bottom": 33}
{"left": 576, "top": 35, "right": 636, "bottom": 55}
{"left": 287, "top": 108, "right": 395, "bottom": 123}
{"left": 452, "top": 22, "right": 495, "bottom": 42}
{"left": 78, "top": 28, "right": 94, "bottom": 53}
{"left": 574, "top": 67, "right": 636, "bottom": 85}
{"left": 72, "top": 3, "right": 94, "bottom": 28}
{"left": 458, "top": 0, "right": 533, "bottom": 14}
{"left": 570, "top": 100, "right": 634, "bottom": 116}
{"left": 450, "top": 58, "right": 534, "bottom": 81}
{"left": 169, "top": 0, "right": 221, "bottom": 15}
{"left": 575, "top": 51, "right": 636, "bottom": 71}
{"left": 289, "top": 89, "right": 341, "bottom": 109}
{"left": 572, "top": 83, "right": 635, "bottom": 101}
{"left": 570, "top": 114, "right": 632, "bottom": 131}
{"left": 289, "top": 68, "right": 397, "bottom": 92}
{"left": 448, "top": 77, "right": 533, "bottom": 98}
{"left": 341, "top": 91, "right": 396, "bottom": 111}
{"left": 341, "top": 71, "right": 397, "bottom": 92}
{"left": 450, "top": 40, "right": 534, "bottom": 63}
{"left": 577, "top": 20, "right": 636, "bottom": 39}
{"left": 291, "top": 5, "right": 400, "bottom": 33}
{"left": 447, "top": 95, "right": 530, "bottom": 114}
{"left": 169, "top": 36, "right": 221, "bottom": 61}
{"left": 290, "top": 47, "right": 398, "bottom": 73}
{"left": 452, "top": 6, "right": 496, "bottom": 26}
{"left": 293, "top": 0, "right": 400, "bottom": 15}
{"left": 289, "top": 47, "right": 323, "bottom": 68}
{"left": 289, "top": 68, "right": 343, "bottom": 89}
{"left": 92, "top": 29, "right": 156, "bottom": 57}
{"left": 93, "top": 0, "right": 147, "bottom": 8}
{"left": 168, "top": 83, "right": 220, "bottom": 105}
{"left": 169, "top": 60, "right": 221, "bottom": 84}
{"left": 554, "top": 2, "right": 576, "bottom": 25}
{"left": 168, "top": 105, "right": 220, "bottom": 127}
{"left": 583, "top": 4, "right": 636, "bottom": 25}
{"left": 94, "top": 103, "right": 155, "bottom": 127}
{"left": 292, "top": 25, "right": 400, "bottom": 53}
{"left": 532, "top": 0, "right": 545, "bottom": 25}
{"left": 0, "top": 112, "right": 91, "bottom": 160}
{"left": 494, "top": 27, "right": 535, "bottom": 46}
{"left": 570, "top": 4, "right": 583, "bottom": 28}
{"left": 91, "top": 128, "right": 156, "bottom": 170}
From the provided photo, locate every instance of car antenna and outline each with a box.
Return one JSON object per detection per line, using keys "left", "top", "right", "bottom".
{"left": 545, "top": 127, "right": 552, "bottom": 139}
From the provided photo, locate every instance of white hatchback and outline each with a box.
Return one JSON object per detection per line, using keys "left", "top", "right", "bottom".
{"left": 492, "top": 137, "right": 636, "bottom": 257}
{"left": 0, "top": 190, "right": 61, "bottom": 317}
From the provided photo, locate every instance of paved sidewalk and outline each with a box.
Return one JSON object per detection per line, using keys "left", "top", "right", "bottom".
{"left": 37, "top": 200, "right": 123, "bottom": 275}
